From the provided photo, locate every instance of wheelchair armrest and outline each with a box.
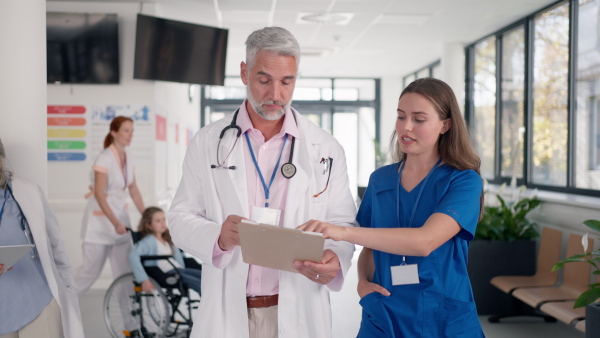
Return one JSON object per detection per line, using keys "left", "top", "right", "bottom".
{"left": 140, "top": 255, "right": 173, "bottom": 261}
{"left": 183, "top": 257, "right": 202, "bottom": 270}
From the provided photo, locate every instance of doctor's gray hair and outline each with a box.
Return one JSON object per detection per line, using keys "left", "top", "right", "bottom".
{"left": 245, "top": 27, "right": 301, "bottom": 70}
{"left": 0, "top": 138, "right": 11, "bottom": 189}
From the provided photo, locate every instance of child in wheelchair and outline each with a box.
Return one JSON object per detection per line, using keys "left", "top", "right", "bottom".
{"left": 129, "top": 206, "right": 201, "bottom": 296}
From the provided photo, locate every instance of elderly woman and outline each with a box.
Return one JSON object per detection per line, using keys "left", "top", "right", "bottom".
{"left": 0, "top": 138, "right": 84, "bottom": 338}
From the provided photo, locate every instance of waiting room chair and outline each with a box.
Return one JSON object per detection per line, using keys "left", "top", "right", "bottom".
{"left": 512, "top": 233, "right": 593, "bottom": 309}
{"left": 575, "top": 320, "right": 585, "bottom": 333}
{"left": 539, "top": 301, "right": 586, "bottom": 325}
{"left": 490, "top": 227, "right": 563, "bottom": 294}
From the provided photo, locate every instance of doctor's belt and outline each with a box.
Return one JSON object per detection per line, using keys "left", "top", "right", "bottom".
{"left": 247, "top": 294, "right": 279, "bottom": 308}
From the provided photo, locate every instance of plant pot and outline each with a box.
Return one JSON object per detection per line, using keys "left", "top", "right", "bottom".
{"left": 586, "top": 303, "right": 600, "bottom": 337}
{"left": 467, "top": 239, "right": 536, "bottom": 315}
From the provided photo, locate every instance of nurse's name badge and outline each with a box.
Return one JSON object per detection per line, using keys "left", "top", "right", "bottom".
{"left": 281, "top": 163, "right": 296, "bottom": 178}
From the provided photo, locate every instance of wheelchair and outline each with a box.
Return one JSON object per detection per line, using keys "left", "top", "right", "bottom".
{"left": 103, "top": 232, "right": 202, "bottom": 338}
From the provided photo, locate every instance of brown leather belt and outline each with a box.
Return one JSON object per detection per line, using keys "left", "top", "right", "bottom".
{"left": 246, "top": 294, "right": 279, "bottom": 308}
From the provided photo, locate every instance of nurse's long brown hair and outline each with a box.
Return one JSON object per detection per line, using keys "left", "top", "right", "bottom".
{"left": 137, "top": 206, "right": 173, "bottom": 246}
{"left": 104, "top": 116, "right": 133, "bottom": 149}
{"left": 390, "top": 78, "right": 484, "bottom": 220}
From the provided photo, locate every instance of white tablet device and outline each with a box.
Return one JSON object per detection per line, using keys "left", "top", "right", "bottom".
{"left": 0, "top": 244, "right": 35, "bottom": 269}
{"left": 238, "top": 221, "right": 325, "bottom": 273}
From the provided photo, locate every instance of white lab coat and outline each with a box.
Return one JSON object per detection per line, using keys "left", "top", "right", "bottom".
{"left": 11, "top": 176, "right": 85, "bottom": 338}
{"left": 168, "top": 108, "right": 356, "bottom": 338}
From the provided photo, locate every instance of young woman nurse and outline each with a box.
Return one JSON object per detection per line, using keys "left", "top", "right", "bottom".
{"left": 73, "top": 116, "right": 145, "bottom": 296}
{"left": 299, "top": 78, "right": 485, "bottom": 337}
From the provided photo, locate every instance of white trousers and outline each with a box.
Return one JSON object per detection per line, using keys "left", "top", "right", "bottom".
{"left": 73, "top": 240, "right": 133, "bottom": 297}
{"left": 0, "top": 298, "right": 63, "bottom": 338}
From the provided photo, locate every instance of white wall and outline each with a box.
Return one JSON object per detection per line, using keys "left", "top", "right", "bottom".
{"left": 47, "top": 1, "right": 200, "bottom": 289}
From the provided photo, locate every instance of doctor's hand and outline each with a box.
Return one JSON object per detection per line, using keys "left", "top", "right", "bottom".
{"left": 357, "top": 279, "right": 390, "bottom": 298}
{"left": 293, "top": 249, "right": 340, "bottom": 285}
{"left": 296, "top": 220, "right": 346, "bottom": 241}
{"left": 218, "top": 215, "right": 245, "bottom": 251}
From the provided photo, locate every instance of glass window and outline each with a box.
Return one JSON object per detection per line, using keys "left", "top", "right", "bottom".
{"left": 333, "top": 79, "right": 376, "bottom": 101}
{"left": 432, "top": 64, "right": 441, "bottom": 79}
{"left": 206, "top": 77, "right": 246, "bottom": 100}
{"left": 294, "top": 78, "right": 332, "bottom": 101}
{"left": 473, "top": 36, "right": 497, "bottom": 179}
{"left": 404, "top": 74, "right": 416, "bottom": 88}
{"left": 416, "top": 68, "right": 430, "bottom": 79}
{"left": 531, "top": 2, "right": 570, "bottom": 186}
{"left": 333, "top": 111, "right": 358, "bottom": 199}
{"left": 575, "top": 0, "right": 600, "bottom": 189}
{"left": 500, "top": 26, "right": 525, "bottom": 179}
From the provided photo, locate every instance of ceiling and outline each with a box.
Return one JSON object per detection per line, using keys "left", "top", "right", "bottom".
{"left": 50, "top": 0, "right": 560, "bottom": 79}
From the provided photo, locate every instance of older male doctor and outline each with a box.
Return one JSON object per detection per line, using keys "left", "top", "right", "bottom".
{"left": 168, "top": 27, "right": 356, "bottom": 338}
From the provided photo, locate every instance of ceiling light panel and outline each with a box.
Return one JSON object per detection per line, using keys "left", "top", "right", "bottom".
{"left": 296, "top": 12, "right": 354, "bottom": 25}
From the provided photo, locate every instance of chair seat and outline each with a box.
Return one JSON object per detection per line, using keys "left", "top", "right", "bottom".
{"left": 491, "top": 274, "right": 557, "bottom": 294}
{"left": 512, "top": 286, "right": 582, "bottom": 308}
{"left": 575, "top": 320, "right": 585, "bottom": 333}
{"left": 539, "top": 301, "right": 586, "bottom": 324}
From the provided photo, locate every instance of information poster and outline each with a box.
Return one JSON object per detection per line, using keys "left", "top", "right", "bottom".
{"left": 47, "top": 105, "right": 88, "bottom": 161}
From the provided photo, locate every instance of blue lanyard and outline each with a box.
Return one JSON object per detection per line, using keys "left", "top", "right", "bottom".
{"left": 397, "top": 157, "right": 442, "bottom": 228}
{"left": 245, "top": 132, "right": 288, "bottom": 208}
{"left": 0, "top": 188, "right": 7, "bottom": 223}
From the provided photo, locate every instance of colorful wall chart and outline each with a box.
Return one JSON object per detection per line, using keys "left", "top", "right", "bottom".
{"left": 47, "top": 105, "right": 87, "bottom": 161}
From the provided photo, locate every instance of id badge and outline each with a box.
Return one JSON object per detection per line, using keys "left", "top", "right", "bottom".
{"left": 390, "top": 264, "right": 420, "bottom": 285}
{"left": 251, "top": 206, "right": 282, "bottom": 226}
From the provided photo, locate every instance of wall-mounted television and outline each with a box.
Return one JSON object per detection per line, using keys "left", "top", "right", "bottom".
{"left": 47, "top": 12, "right": 120, "bottom": 84}
{"left": 133, "top": 14, "right": 228, "bottom": 86}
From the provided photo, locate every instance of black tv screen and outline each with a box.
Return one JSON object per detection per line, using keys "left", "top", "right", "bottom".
{"left": 133, "top": 14, "right": 228, "bottom": 86}
{"left": 47, "top": 13, "right": 120, "bottom": 84}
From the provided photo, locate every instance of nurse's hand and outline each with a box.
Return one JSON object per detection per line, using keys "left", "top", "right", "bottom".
{"left": 357, "top": 279, "right": 390, "bottom": 298}
{"left": 114, "top": 224, "right": 128, "bottom": 235}
{"left": 296, "top": 220, "right": 346, "bottom": 241}
{"left": 218, "top": 215, "right": 244, "bottom": 250}
{"left": 293, "top": 249, "right": 340, "bottom": 285}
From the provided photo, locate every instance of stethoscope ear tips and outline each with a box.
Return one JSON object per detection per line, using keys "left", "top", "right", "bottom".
{"left": 211, "top": 164, "right": 217, "bottom": 169}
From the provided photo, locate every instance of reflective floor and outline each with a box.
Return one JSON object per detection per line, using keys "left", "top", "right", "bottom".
{"left": 80, "top": 247, "right": 585, "bottom": 338}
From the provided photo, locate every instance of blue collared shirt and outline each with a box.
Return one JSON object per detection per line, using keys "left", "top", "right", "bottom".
{"left": 0, "top": 185, "right": 53, "bottom": 334}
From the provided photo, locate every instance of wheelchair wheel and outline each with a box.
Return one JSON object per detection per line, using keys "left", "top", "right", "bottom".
{"left": 104, "top": 273, "right": 170, "bottom": 338}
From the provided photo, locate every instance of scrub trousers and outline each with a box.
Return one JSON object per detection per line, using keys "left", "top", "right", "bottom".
{"left": 73, "top": 240, "right": 137, "bottom": 331}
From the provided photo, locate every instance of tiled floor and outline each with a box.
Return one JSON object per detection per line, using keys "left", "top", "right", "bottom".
{"left": 80, "top": 247, "right": 586, "bottom": 337}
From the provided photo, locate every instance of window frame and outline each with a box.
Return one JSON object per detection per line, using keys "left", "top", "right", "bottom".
{"left": 465, "top": 0, "right": 600, "bottom": 197}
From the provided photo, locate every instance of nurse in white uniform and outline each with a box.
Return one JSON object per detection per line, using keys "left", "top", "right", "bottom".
{"left": 73, "top": 116, "right": 145, "bottom": 296}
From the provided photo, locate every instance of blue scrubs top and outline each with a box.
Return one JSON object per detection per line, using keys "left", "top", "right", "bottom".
{"left": 356, "top": 163, "right": 484, "bottom": 337}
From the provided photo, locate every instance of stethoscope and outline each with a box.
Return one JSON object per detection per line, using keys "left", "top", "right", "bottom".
{"left": 0, "top": 184, "right": 39, "bottom": 259}
{"left": 211, "top": 108, "right": 297, "bottom": 179}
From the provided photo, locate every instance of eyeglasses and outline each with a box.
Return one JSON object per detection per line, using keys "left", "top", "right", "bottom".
{"left": 314, "top": 157, "right": 333, "bottom": 197}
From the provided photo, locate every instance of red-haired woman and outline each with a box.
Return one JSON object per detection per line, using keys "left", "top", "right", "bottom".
{"left": 73, "top": 116, "right": 145, "bottom": 297}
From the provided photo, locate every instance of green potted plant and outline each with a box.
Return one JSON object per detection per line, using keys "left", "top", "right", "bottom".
{"left": 468, "top": 180, "right": 542, "bottom": 315}
{"left": 552, "top": 219, "right": 600, "bottom": 336}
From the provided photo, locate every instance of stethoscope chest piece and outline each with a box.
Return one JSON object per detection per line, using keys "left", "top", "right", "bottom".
{"left": 281, "top": 162, "right": 296, "bottom": 178}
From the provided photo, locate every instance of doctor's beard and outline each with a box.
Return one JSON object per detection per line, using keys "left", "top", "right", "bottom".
{"left": 247, "top": 88, "right": 291, "bottom": 121}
